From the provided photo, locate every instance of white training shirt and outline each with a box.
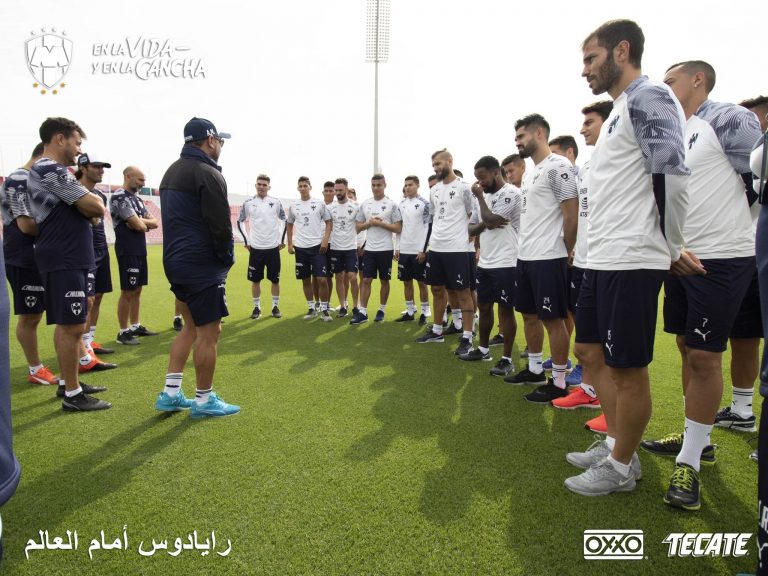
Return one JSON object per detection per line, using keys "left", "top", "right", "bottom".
{"left": 587, "top": 76, "right": 690, "bottom": 271}
{"left": 573, "top": 162, "right": 590, "bottom": 269}
{"left": 429, "top": 178, "right": 473, "bottom": 253}
{"left": 286, "top": 198, "right": 332, "bottom": 248}
{"left": 518, "top": 153, "right": 578, "bottom": 261}
{"left": 328, "top": 200, "right": 361, "bottom": 251}
{"left": 681, "top": 100, "right": 761, "bottom": 258}
{"left": 238, "top": 195, "right": 286, "bottom": 249}
{"left": 396, "top": 194, "right": 431, "bottom": 254}
{"left": 355, "top": 196, "right": 402, "bottom": 251}
{"left": 477, "top": 183, "right": 522, "bottom": 269}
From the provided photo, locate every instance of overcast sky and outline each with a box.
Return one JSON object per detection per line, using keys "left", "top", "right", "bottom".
{"left": 0, "top": 0, "right": 764, "bottom": 201}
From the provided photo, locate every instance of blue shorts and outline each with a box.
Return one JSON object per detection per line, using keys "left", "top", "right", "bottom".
{"left": 424, "top": 251, "right": 471, "bottom": 291}
{"left": 92, "top": 252, "right": 113, "bottom": 294}
{"left": 170, "top": 282, "right": 229, "bottom": 326}
{"left": 362, "top": 250, "right": 393, "bottom": 280}
{"left": 330, "top": 249, "right": 358, "bottom": 274}
{"left": 576, "top": 268, "right": 666, "bottom": 368}
{"left": 397, "top": 253, "right": 426, "bottom": 282}
{"left": 467, "top": 251, "right": 477, "bottom": 290}
{"left": 41, "top": 269, "right": 89, "bottom": 325}
{"left": 515, "top": 258, "right": 569, "bottom": 319}
{"left": 664, "top": 257, "right": 756, "bottom": 352}
{"left": 5, "top": 264, "right": 45, "bottom": 315}
{"left": 476, "top": 266, "right": 516, "bottom": 309}
{"left": 248, "top": 247, "right": 281, "bottom": 284}
{"left": 731, "top": 266, "right": 763, "bottom": 339}
{"left": 118, "top": 254, "right": 148, "bottom": 291}
{"left": 569, "top": 266, "right": 586, "bottom": 314}
{"left": 295, "top": 245, "right": 328, "bottom": 280}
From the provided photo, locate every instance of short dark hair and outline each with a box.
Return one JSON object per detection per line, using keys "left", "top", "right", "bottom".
{"left": 548, "top": 135, "right": 579, "bottom": 160}
{"left": 256, "top": 174, "right": 271, "bottom": 183}
{"left": 583, "top": 19, "right": 645, "bottom": 68}
{"left": 514, "top": 113, "right": 550, "bottom": 138}
{"left": 427, "top": 174, "right": 438, "bottom": 184}
{"left": 31, "top": 142, "right": 44, "bottom": 158}
{"left": 404, "top": 175, "right": 419, "bottom": 185}
{"left": 431, "top": 148, "right": 450, "bottom": 161}
{"left": 581, "top": 100, "right": 614, "bottom": 121}
{"left": 334, "top": 177, "right": 348, "bottom": 186}
{"left": 39, "top": 117, "right": 86, "bottom": 144}
{"left": 667, "top": 60, "right": 716, "bottom": 92}
{"left": 75, "top": 169, "right": 83, "bottom": 180}
{"left": 323, "top": 181, "right": 335, "bottom": 188}
{"left": 501, "top": 154, "right": 524, "bottom": 167}
{"left": 371, "top": 173, "right": 385, "bottom": 181}
{"left": 474, "top": 156, "right": 500, "bottom": 171}
{"left": 454, "top": 169, "right": 463, "bottom": 178}
{"left": 298, "top": 176, "right": 311, "bottom": 184}
{"left": 740, "top": 95, "right": 768, "bottom": 110}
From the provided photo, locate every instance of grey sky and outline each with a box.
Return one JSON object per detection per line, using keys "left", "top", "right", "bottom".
{"left": 0, "top": 0, "right": 763, "bottom": 201}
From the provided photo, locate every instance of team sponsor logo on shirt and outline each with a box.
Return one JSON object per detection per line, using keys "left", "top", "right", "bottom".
{"left": 25, "top": 28, "right": 72, "bottom": 94}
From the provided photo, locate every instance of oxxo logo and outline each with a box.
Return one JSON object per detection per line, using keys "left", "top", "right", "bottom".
{"left": 583, "top": 530, "right": 644, "bottom": 560}
{"left": 662, "top": 533, "right": 752, "bottom": 558}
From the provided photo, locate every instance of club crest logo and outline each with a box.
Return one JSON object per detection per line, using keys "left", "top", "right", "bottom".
{"left": 26, "top": 28, "right": 72, "bottom": 94}
{"left": 25, "top": 296, "right": 37, "bottom": 308}
{"left": 71, "top": 302, "right": 82, "bottom": 316}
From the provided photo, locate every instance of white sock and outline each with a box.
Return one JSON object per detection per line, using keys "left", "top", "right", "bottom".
{"left": 607, "top": 455, "right": 631, "bottom": 477}
{"left": 442, "top": 310, "right": 448, "bottom": 323}
{"left": 478, "top": 346, "right": 489, "bottom": 354}
{"left": 79, "top": 353, "right": 93, "bottom": 366}
{"left": 528, "top": 352, "right": 543, "bottom": 375}
{"left": 676, "top": 418, "right": 712, "bottom": 472}
{"left": 453, "top": 310, "right": 462, "bottom": 329}
{"left": 164, "top": 373, "right": 183, "bottom": 397}
{"left": 307, "top": 300, "right": 314, "bottom": 310}
{"left": 552, "top": 363, "right": 567, "bottom": 389}
{"left": 462, "top": 330, "right": 473, "bottom": 341}
{"left": 82, "top": 332, "right": 93, "bottom": 348}
{"left": 253, "top": 297, "right": 261, "bottom": 308}
{"left": 379, "top": 304, "right": 387, "bottom": 312}
{"left": 359, "top": 307, "right": 368, "bottom": 316}
{"left": 732, "top": 386, "right": 754, "bottom": 418}
{"left": 321, "top": 301, "right": 329, "bottom": 311}
{"left": 195, "top": 388, "right": 211, "bottom": 405}
{"left": 605, "top": 435, "right": 616, "bottom": 450}
{"left": 501, "top": 356, "right": 511, "bottom": 362}
{"left": 89, "top": 325, "right": 97, "bottom": 341}
{"left": 272, "top": 296, "right": 280, "bottom": 307}
{"left": 406, "top": 300, "right": 415, "bottom": 314}
{"left": 580, "top": 382, "right": 597, "bottom": 398}
{"left": 119, "top": 328, "right": 131, "bottom": 335}
{"left": 131, "top": 323, "right": 140, "bottom": 331}
{"left": 65, "top": 385, "right": 83, "bottom": 398}
{"left": 29, "top": 364, "right": 44, "bottom": 375}
{"left": 174, "top": 315, "right": 181, "bottom": 320}
{"left": 433, "top": 323, "right": 443, "bottom": 335}
{"left": 421, "top": 303, "right": 430, "bottom": 315}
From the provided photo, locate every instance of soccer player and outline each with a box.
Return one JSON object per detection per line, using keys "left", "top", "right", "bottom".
{"left": 715, "top": 96, "right": 768, "bottom": 438}
{"left": 0, "top": 143, "right": 58, "bottom": 385}
{"left": 461, "top": 156, "right": 521, "bottom": 377}
{"left": 328, "top": 178, "right": 360, "bottom": 317}
{"left": 316, "top": 181, "right": 336, "bottom": 309}
{"left": 154, "top": 117, "right": 239, "bottom": 418}
{"left": 348, "top": 187, "right": 366, "bottom": 288}
{"left": 415, "top": 150, "right": 476, "bottom": 356}
{"left": 564, "top": 20, "right": 695, "bottom": 497}
{"left": 27, "top": 117, "right": 110, "bottom": 411}
{"left": 110, "top": 166, "right": 159, "bottom": 345}
{"left": 74, "top": 154, "right": 118, "bottom": 374}
{"left": 503, "top": 114, "right": 578, "bottom": 404}
{"left": 394, "top": 175, "right": 431, "bottom": 324}
{"left": 237, "top": 174, "right": 286, "bottom": 320}
{"left": 351, "top": 174, "right": 402, "bottom": 324}
{"left": 286, "top": 176, "right": 333, "bottom": 320}
{"left": 637, "top": 61, "right": 760, "bottom": 510}
{"left": 552, "top": 101, "right": 613, "bottom": 418}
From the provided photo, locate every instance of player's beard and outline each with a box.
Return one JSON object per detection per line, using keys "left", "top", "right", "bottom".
{"left": 591, "top": 53, "right": 622, "bottom": 96}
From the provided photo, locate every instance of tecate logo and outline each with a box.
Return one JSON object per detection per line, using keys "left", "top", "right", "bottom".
{"left": 662, "top": 533, "right": 752, "bottom": 557}
{"left": 583, "top": 530, "right": 644, "bottom": 560}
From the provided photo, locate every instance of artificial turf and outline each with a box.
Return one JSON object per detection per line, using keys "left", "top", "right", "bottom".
{"left": 0, "top": 245, "right": 760, "bottom": 575}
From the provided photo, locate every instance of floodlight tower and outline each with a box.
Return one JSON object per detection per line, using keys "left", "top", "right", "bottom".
{"left": 366, "top": 0, "right": 390, "bottom": 174}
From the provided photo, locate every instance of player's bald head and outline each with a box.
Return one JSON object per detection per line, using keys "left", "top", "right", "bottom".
{"left": 123, "top": 165, "right": 145, "bottom": 179}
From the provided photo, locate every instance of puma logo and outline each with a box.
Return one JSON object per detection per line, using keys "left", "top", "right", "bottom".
{"left": 604, "top": 342, "right": 614, "bottom": 356}
{"left": 542, "top": 304, "right": 552, "bottom": 312}
{"left": 694, "top": 328, "right": 711, "bottom": 341}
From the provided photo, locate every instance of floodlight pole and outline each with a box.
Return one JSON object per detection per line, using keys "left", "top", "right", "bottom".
{"left": 367, "top": 0, "right": 389, "bottom": 175}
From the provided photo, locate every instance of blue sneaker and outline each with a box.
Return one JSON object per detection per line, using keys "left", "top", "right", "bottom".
{"left": 374, "top": 310, "right": 385, "bottom": 322}
{"left": 155, "top": 391, "right": 194, "bottom": 412}
{"left": 349, "top": 311, "right": 369, "bottom": 325}
{"left": 542, "top": 357, "right": 572, "bottom": 371}
{"left": 190, "top": 393, "right": 240, "bottom": 419}
{"left": 565, "top": 364, "right": 583, "bottom": 386}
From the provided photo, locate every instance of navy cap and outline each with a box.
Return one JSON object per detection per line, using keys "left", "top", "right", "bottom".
{"left": 77, "top": 153, "right": 111, "bottom": 168}
{"left": 183, "top": 117, "right": 231, "bottom": 142}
